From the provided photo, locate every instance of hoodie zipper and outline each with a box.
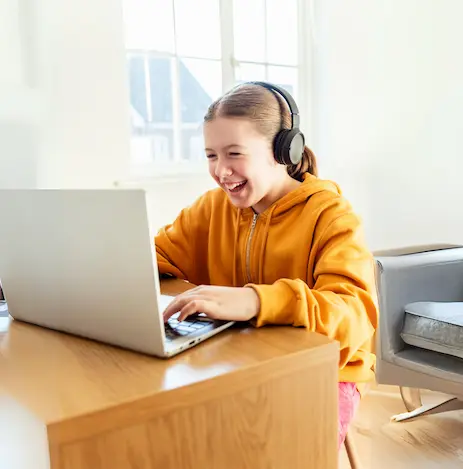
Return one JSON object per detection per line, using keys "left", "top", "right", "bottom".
{"left": 246, "top": 213, "right": 258, "bottom": 283}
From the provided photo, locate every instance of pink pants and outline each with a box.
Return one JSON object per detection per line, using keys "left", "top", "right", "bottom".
{"left": 338, "top": 382, "right": 361, "bottom": 449}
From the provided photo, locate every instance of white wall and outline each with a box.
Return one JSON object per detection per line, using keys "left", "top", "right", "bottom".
{"left": 312, "top": 0, "right": 463, "bottom": 251}
{"left": 0, "top": 0, "right": 130, "bottom": 189}
{"left": 0, "top": 0, "right": 40, "bottom": 188}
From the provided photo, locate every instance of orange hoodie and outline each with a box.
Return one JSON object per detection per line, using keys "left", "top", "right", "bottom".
{"left": 155, "top": 173, "right": 378, "bottom": 384}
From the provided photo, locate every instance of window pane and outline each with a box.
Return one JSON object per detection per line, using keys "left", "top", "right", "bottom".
{"left": 235, "top": 63, "right": 266, "bottom": 83}
{"left": 268, "top": 66, "right": 298, "bottom": 103}
{"left": 175, "top": 0, "right": 221, "bottom": 59}
{"left": 234, "top": 0, "right": 266, "bottom": 62}
{"left": 179, "top": 58, "right": 222, "bottom": 162}
{"left": 128, "top": 57, "right": 174, "bottom": 164}
{"left": 148, "top": 58, "right": 173, "bottom": 123}
{"left": 266, "top": 0, "right": 298, "bottom": 65}
{"left": 128, "top": 57, "right": 148, "bottom": 123}
{"left": 130, "top": 133, "right": 173, "bottom": 165}
{"left": 122, "top": 0, "right": 175, "bottom": 53}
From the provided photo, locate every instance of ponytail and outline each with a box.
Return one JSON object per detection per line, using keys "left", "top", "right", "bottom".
{"left": 287, "top": 145, "right": 318, "bottom": 182}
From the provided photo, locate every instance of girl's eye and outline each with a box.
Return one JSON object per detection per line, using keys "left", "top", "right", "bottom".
{"left": 229, "top": 152, "right": 241, "bottom": 157}
{"left": 206, "top": 154, "right": 217, "bottom": 159}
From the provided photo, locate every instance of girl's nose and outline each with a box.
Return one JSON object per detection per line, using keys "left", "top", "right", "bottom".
{"left": 215, "top": 158, "right": 233, "bottom": 179}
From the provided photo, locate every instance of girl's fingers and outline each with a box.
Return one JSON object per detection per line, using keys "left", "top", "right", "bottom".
{"left": 162, "top": 287, "right": 214, "bottom": 321}
{"left": 178, "top": 299, "right": 210, "bottom": 322}
{"left": 163, "top": 293, "right": 208, "bottom": 321}
{"left": 163, "top": 295, "right": 193, "bottom": 321}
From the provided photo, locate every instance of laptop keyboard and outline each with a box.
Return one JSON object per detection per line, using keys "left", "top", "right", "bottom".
{"left": 165, "top": 313, "right": 213, "bottom": 341}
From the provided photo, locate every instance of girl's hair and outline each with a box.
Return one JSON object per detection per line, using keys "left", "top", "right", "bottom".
{"left": 204, "top": 84, "right": 317, "bottom": 181}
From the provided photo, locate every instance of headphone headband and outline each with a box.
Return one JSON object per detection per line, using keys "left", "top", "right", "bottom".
{"left": 230, "top": 80, "right": 305, "bottom": 166}
{"left": 245, "top": 81, "right": 300, "bottom": 129}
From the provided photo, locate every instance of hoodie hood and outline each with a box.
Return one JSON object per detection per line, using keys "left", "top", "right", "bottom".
{"left": 239, "top": 173, "right": 342, "bottom": 220}
{"left": 274, "top": 172, "right": 342, "bottom": 215}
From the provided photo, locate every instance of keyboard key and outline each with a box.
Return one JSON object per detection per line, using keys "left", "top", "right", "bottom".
{"left": 191, "top": 322, "right": 207, "bottom": 329}
{"left": 176, "top": 325, "right": 195, "bottom": 333}
{"left": 164, "top": 314, "right": 213, "bottom": 342}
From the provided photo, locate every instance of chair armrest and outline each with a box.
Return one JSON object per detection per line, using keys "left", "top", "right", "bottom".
{"left": 375, "top": 247, "right": 463, "bottom": 361}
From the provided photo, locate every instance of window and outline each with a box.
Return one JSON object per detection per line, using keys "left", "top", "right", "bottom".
{"left": 122, "top": 0, "right": 309, "bottom": 178}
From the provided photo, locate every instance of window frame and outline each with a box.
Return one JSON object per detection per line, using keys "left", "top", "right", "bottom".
{"left": 123, "top": 0, "right": 314, "bottom": 182}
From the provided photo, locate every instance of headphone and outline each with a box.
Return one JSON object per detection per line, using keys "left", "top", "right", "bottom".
{"left": 244, "top": 81, "right": 305, "bottom": 166}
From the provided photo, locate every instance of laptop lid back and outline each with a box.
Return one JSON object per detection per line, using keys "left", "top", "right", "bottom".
{"left": 0, "top": 189, "right": 166, "bottom": 356}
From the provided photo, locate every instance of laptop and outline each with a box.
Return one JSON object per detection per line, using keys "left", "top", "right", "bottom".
{"left": 0, "top": 189, "right": 235, "bottom": 357}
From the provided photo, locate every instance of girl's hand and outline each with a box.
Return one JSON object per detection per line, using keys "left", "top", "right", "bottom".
{"left": 162, "top": 285, "right": 260, "bottom": 323}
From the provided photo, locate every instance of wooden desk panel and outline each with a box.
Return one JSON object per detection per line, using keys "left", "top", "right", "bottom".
{"left": 0, "top": 280, "right": 339, "bottom": 469}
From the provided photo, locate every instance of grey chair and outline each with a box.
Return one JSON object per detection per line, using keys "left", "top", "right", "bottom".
{"left": 0, "top": 282, "right": 7, "bottom": 318}
{"left": 374, "top": 244, "right": 463, "bottom": 421}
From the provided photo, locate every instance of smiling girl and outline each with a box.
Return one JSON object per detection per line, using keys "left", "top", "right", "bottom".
{"left": 155, "top": 82, "right": 378, "bottom": 448}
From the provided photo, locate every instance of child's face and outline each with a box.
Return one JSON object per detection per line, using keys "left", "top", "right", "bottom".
{"left": 204, "top": 117, "right": 286, "bottom": 212}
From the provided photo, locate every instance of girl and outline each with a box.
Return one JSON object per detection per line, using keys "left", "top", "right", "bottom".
{"left": 155, "top": 82, "right": 378, "bottom": 449}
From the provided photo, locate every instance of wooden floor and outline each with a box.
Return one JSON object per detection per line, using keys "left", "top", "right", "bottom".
{"left": 339, "top": 385, "right": 463, "bottom": 468}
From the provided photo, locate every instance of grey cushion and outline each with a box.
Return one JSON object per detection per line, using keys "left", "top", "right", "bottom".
{"left": 0, "top": 301, "right": 8, "bottom": 317}
{"left": 401, "top": 302, "right": 463, "bottom": 359}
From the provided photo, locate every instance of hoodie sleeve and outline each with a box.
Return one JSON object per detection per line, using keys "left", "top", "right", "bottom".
{"left": 155, "top": 206, "right": 192, "bottom": 279}
{"left": 247, "top": 210, "right": 378, "bottom": 374}
{"left": 154, "top": 192, "right": 213, "bottom": 280}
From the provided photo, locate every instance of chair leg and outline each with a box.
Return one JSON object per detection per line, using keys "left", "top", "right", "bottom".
{"left": 392, "top": 396, "right": 463, "bottom": 422}
{"left": 344, "top": 431, "right": 362, "bottom": 469}
{"left": 399, "top": 386, "right": 423, "bottom": 411}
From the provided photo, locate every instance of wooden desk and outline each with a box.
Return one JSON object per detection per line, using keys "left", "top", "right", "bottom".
{"left": 0, "top": 280, "right": 339, "bottom": 469}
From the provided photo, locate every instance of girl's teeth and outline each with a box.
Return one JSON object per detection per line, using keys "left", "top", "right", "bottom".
{"left": 227, "top": 182, "right": 244, "bottom": 190}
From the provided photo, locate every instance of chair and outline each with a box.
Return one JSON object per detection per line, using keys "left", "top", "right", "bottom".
{"left": 0, "top": 283, "right": 7, "bottom": 318}
{"left": 374, "top": 244, "right": 463, "bottom": 421}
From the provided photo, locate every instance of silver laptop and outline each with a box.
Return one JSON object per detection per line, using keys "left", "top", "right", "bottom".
{"left": 0, "top": 189, "right": 234, "bottom": 357}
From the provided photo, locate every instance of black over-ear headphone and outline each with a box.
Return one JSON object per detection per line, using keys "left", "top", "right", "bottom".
{"left": 245, "top": 81, "right": 305, "bottom": 166}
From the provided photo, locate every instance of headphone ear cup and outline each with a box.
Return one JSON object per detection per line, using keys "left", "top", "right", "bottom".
{"left": 273, "top": 130, "right": 289, "bottom": 165}
{"left": 273, "top": 129, "right": 305, "bottom": 165}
